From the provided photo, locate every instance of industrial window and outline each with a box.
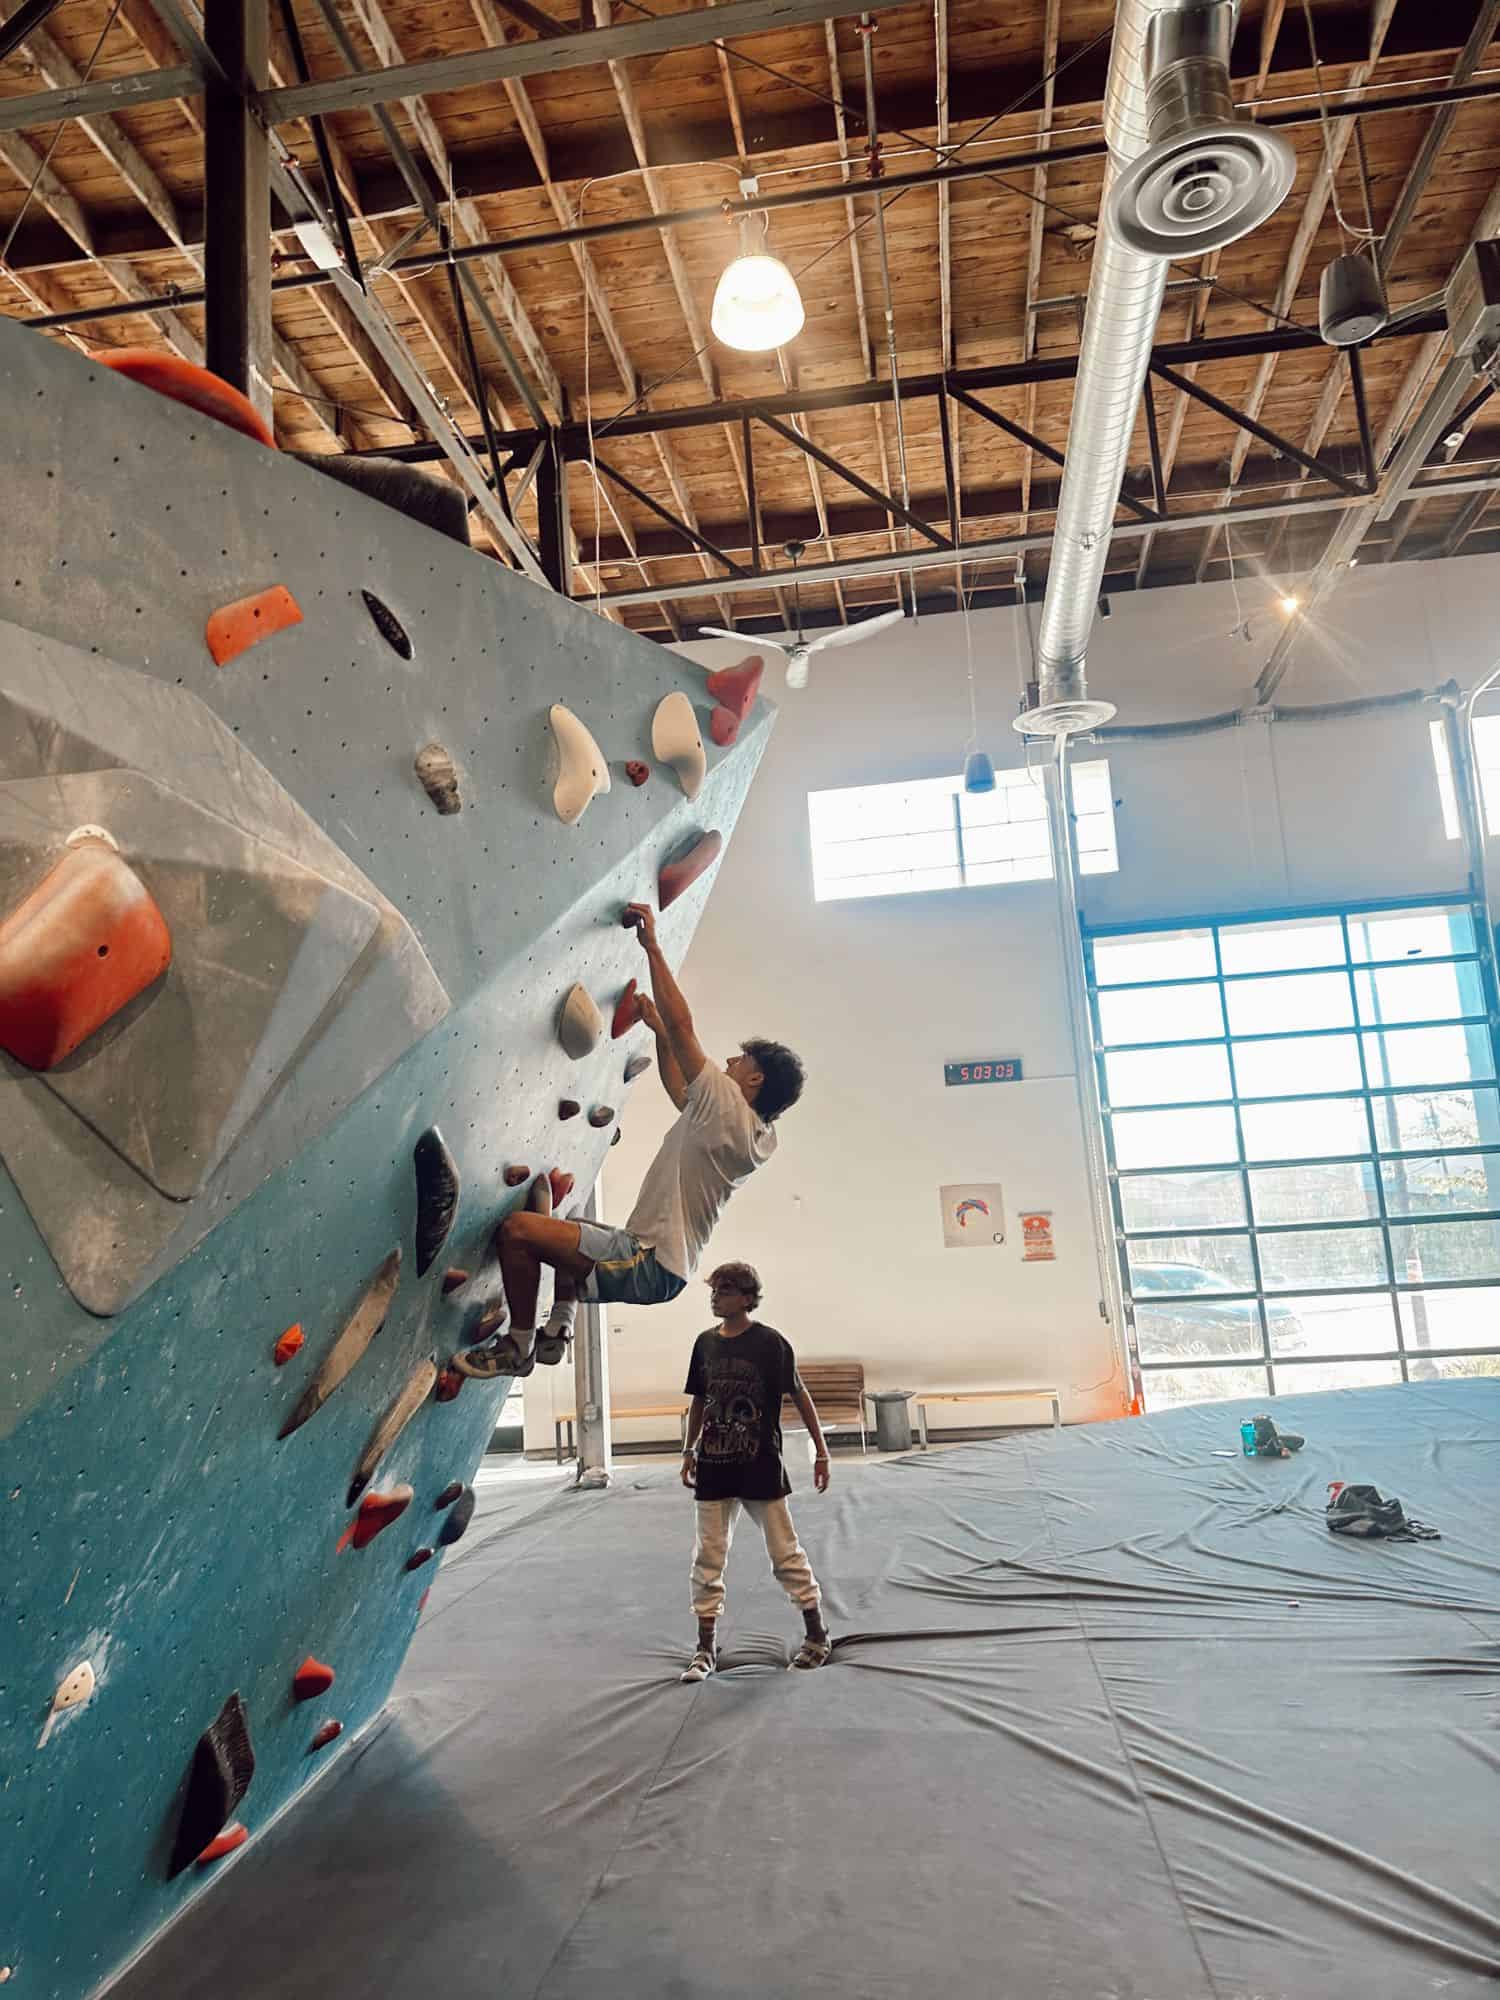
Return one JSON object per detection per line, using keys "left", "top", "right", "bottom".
{"left": 807, "top": 760, "right": 1117, "bottom": 903}
{"left": 1087, "top": 901, "right": 1500, "bottom": 1411}
{"left": 1430, "top": 714, "right": 1500, "bottom": 837}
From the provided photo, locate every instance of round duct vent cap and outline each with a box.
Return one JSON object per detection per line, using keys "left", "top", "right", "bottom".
{"left": 1106, "top": 124, "right": 1296, "bottom": 257}
{"left": 1012, "top": 698, "right": 1117, "bottom": 740}
{"left": 1318, "top": 252, "right": 1388, "bottom": 347}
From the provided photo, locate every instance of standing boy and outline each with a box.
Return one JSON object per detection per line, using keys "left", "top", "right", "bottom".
{"left": 679, "top": 1262, "right": 832, "bottom": 1682}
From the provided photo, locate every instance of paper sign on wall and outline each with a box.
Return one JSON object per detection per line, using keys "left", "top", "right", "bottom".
{"left": 940, "top": 1183, "right": 1005, "bottom": 1248}
{"left": 1020, "top": 1210, "right": 1055, "bottom": 1261}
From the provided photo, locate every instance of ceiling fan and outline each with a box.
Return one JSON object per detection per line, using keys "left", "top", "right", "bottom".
{"left": 697, "top": 541, "right": 906, "bottom": 689}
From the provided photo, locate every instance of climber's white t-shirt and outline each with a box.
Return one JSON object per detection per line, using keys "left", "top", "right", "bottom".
{"left": 625, "top": 1064, "right": 776, "bottom": 1280}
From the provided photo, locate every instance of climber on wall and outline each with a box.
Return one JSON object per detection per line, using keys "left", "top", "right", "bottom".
{"left": 451, "top": 901, "right": 805, "bottom": 1380}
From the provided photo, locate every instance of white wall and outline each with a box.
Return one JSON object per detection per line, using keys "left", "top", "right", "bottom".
{"left": 525, "top": 552, "right": 1500, "bottom": 1449}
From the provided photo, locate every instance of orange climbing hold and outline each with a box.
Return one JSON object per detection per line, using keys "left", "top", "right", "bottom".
{"left": 0, "top": 836, "right": 171, "bottom": 1071}
{"left": 706, "top": 655, "right": 763, "bottom": 722}
{"left": 659, "top": 831, "right": 723, "bottom": 911}
{"left": 97, "top": 349, "right": 277, "bottom": 449}
{"left": 611, "top": 978, "right": 641, "bottom": 1039}
{"left": 336, "top": 1485, "right": 413, "bottom": 1553}
{"left": 196, "top": 1825, "right": 249, "bottom": 1866}
{"left": 273, "top": 1325, "right": 304, "bottom": 1367}
{"left": 292, "top": 1657, "right": 335, "bottom": 1702}
{"left": 549, "top": 1169, "right": 574, "bottom": 1208}
{"left": 441, "top": 1268, "right": 470, "bottom": 1295}
{"left": 206, "top": 585, "right": 304, "bottom": 667}
{"left": 308, "top": 1720, "right": 342, "bottom": 1753}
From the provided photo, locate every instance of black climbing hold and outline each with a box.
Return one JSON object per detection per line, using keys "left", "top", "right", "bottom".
{"left": 405, "top": 1547, "right": 434, "bottom": 1571}
{"left": 588, "top": 1105, "right": 615, "bottom": 1128}
{"left": 362, "top": 589, "right": 412, "bottom": 660}
{"left": 434, "top": 1480, "right": 464, "bottom": 1509}
{"left": 558, "top": 1099, "right": 581, "bottom": 1121}
{"left": 504, "top": 1165, "right": 530, "bottom": 1187}
{"left": 438, "top": 1487, "right": 476, "bottom": 1545}
{"left": 611, "top": 1128, "right": 622, "bottom": 1146}
{"left": 414, "top": 1126, "right": 460, "bottom": 1277}
{"left": 168, "top": 1693, "right": 255, "bottom": 1878}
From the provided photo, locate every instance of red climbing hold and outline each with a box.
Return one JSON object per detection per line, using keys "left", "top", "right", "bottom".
{"left": 549, "top": 1169, "right": 574, "bottom": 1208}
{"left": 710, "top": 707, "right": 740, "bottom": 747}
{"left": 659, "top": 830, "right": 723, "bottom": 910}
{"left": 706, "top": 654, "right": 763, "bottom": 722}
{"left": 611, "top": 979, "right": 641, "bottom": 1039}
{"left": 434, "top": 1367, "right": 465, "bottom": 1404}
{"left": 308, "top": 1720, "right": 343, "bottom": 1753}
{"left": 292, "top": 1657, "right": 335, "bottom": 1702}
{"left": 418, "top": 1589, "right": 432, "bottom": 1615}
{"left": 206, "top": 585, "right": 304, "bottom": 667}
{"left": 273, "top": 1324, "right": 304, "bottom": 1367}
{"left": 441, "top": 1268, "right": 470, "bottom": 1295}
{"left": 558, "top": 1099, "right": 581, "bottom": 1121}
{"left": 0, "top": 835, "right": 172, "bottom": 1071}
{"left": 196, "top": 1824, "right": 249, "bottom": 1866}
{"left": 625, "top": 761, "right": 650, "bottom": 787}
{"left": 504, "top": 1165, "right": 530, "bottom": 1188}
{"left": 405, "top": 1547, "right": 434, "bottom": 1571}
{"left": 98, "top": 349, "right": 277, "bottom": 449}
{"left": 336, "top": 1484, "right": 413, "bottom": 1553}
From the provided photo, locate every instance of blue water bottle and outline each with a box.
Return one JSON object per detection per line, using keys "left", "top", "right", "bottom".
{"left": 1240, "top": 1419, "right": 1258, "bottom": 1457}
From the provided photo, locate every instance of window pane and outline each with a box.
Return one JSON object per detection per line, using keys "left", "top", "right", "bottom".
{"left": 1354, "top": 959, "right": 1484, "bottom": 1026}
{"left": 1232, "top": 1034, "right": 1362, "bottom": 1099}
{"left": 965, "top": 857, "right": 1050, "bottom": 887}
{"left": 1141, "top": 1364, "right": 1268, "bottom": 1409}
{"left": 1398, "top": 1285, "right": 1500, "bottom": 1352}
{"left": 1133, "top": 1300, "right": 1263, "bottom": 1364}
{"left": 1225, "top": 971, "right": 1354, "bottom": 1036}
{"left": 1390, "top": 1218, "right": 1500, "bottom": 1284}
{"left": 1097, "top": 983, "right": 1224, "bottom": 1048}
{"left": 1380, "top": 1152, "right": 1500, "bottom": 1218}
{"left": 1404, "top": 1352, "right": 1500, "bottom": 1381}
{"left": 1218, "top": 916, "right": 1345, "bottom": 975}
{"left": 809, "top": 774, "right": 957, "bottom": 840}
{"left": 1257, "top": 1226, "right": 1388, "bottom": 1291}
{"left": 1371, "top": 1087, "right": 1500, "bottom": 1152}
{"left": 1092, "top": 929, "right": 1216, "bottom": 986}
{"left": 1250, "top": 1162, "right": 1379, "bottom": 1225}
{"left": 816, "top": 863, "right": 963, "bottom": 902}
{"left": 963, "top": 817, "right": 1050, "bottom": 865}
{"left": 1127, "top": 1238, "right": 1255, "bottom": 1295}
{"left": 1347, "top": 905, "right": 1476, "bottom": 961}
{"left": 1267, "top": 1292, "right": 1396, "bottom": 1357}
{"left": 959, "top": 774, "right": 1046, "bottom": 826}
{"left": 1103, "top": 1044, "right": 1232, "bottom": 1109}
{"left": 1273, "top": 1358, "right": 1403, "bottom": 1393}
{"left": 1112, "top": 1105, "right": 1238, "bottom": 1170}
{"left": 1240, "top": 1096, "right": 1369, "bottom": 1162}
{"left": 1118, "top": 1170, "right": 1245, "bottom": 1232}
{"left": 1362, "top": 1023, "right": 1495, "bottom": 1088}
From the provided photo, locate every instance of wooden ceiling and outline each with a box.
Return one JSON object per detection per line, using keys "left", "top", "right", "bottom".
{"left": 3, "top": 0, "right": 1500, "bottom": 640}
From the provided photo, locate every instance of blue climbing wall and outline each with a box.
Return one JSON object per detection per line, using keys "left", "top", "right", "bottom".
{"left": 0, "top": 317, "right": 771, "bottom": 1997}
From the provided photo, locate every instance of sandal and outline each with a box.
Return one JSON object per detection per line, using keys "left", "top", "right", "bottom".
{"left": 680, "top": 1648, "right": 717, "bottom": 1683}
{"left": 450, "top": 1333, "right": 535, "bottom": 1381}
{"left": 789, "top": 1637, "right": 833, "bottom": 1671}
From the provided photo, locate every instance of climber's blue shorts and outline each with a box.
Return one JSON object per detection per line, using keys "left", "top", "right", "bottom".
{"left": 575, "top": 1221, "right": 687, "bottom": 1307}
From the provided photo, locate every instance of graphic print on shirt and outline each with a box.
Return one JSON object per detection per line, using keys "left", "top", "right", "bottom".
{"left": 699, "top": 1353, "right": 764, "bottom": 1463}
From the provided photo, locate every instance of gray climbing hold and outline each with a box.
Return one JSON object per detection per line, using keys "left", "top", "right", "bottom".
{"left": 414, "top": 1125, "right": 460, "bottom": 1277}
{"left": 624, "top": 1053, "right": 652, "bottom": 1083}
{"left": 347, "top": 1354, "right": 439, "bottom": 1506}
{"left": 415, "top": 742, "right": 461, "bottom": 815}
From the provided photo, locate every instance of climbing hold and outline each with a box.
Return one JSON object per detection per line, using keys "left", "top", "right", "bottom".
{"left": 337, "top": 1484, "right": 414, "bottom": 1554}
{"left": 206, "top": 585, "right": 304, "bottom": 667}
{"left": 415, "top": 742, "right": 462, "bottom": 815}
{"left": 418, "top": 1589, "right": 432, "bottom": 1615}
{"left": 405, "top": 1548, "right": 434, "bottom": 1571}
{"left": 558, "top": 983, "right": 603, "bottom": 1060}
{"left": 0, "top": 834, "right": 172, "bottom": 1071}
{"left": 279, "top": 1249, "right": 401, "bottom": 1441}
{"left": 196, "top": 1825, "right": 249, "bottom": 1867}
{"left": 292, "top": 1657, "right": 335, "bottom": 1703}
{"left": 588, "top": 1105, "right": 615, "bottom": 1128}
{"left": 659, "top": 830, "right": 724, "bottom": 911}
{"left": 347, "top": 1354, "right": 438, "bottom": 1506}
{"left": 527, "top": 1173, "right": 553, "bottom": 1219}
{"left": 435, "top": 1480, "right": 465, "bottom": 1508}
{"left": 413, "top": 1126, "right": 460, "bottom": 1277}
{"left": 472, "top": 1299, "right": 506, "bottom": 1341}
{"left": 273, "top": 1324, "right": 304, "bottom": 1367}
{"left": 611, "top": 1128, "right": 622, "bottom": 1146}
{"left": 710, "top": 707, "right": 740, "bottom": 747}
{"left": 168, "top": 1692, "right": 255, "bottom": 1877}
{"left": 549, "top": 703, "right": 611, "bottom": 825}
{"left": 611, "top": 978, "right": 641, "bottom": 1040}
{"left": 706, "top": 654, "right": 764, "bottom": 723}
{"left": 438, "top": 1487, "right": 476, "bottom": 1546}
{"left": 504, "top": 1165, "right": 530, "bottom": 1188}
{"left": 625, "top": 760, "right": 650, "bottom": 787}
{"left": 361, "top": 589, "right": 412, "bottom": 660}
{"left": 558, "top": 1098, "right": 581, "bottom": 1121}
{"left": 434, "top": 1367, "right": 465, "bottom": 1404}
{"left": 651, "top": 691, "right": 706, "bottom": 801}
{"left": 37, "top": 1660, "right": 96, "bottom": 1748}
{"left": 548, "top": 1169, "right": 574, "bottom": 1208}
{"left": 624, "top": 1054, "right": 652, "bottom": 1083}
{"left": 308, "top": 1720, "right": 343, "bottom": 1753}
{"left": 441, "top": 1268, "right": 470, "bottom": 1295}
{"left": 98, "top": 349, "right": 277, "bottom": 448}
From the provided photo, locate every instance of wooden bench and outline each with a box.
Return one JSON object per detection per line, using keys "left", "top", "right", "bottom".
{"left": 913, "top": 1388, "right": 1061, "bottom": 1446}
{"left": 785, "top": 1361, "right": 868, "bottom": 1454}
{"left": 554, "top": 1401, "right": 689, "bottom": 1463}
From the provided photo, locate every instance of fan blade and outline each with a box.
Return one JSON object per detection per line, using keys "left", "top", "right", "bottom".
{"left": 804, "top": 609, "right": 907, "bottom": 655}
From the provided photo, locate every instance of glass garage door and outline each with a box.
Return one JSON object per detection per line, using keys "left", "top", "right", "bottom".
{"left": 1086, "top": 902, "right": 1500, "bottom": 1408}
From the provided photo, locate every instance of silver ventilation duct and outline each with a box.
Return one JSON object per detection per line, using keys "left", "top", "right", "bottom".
{"left": 1017, "top": 0, "right": 1296, "bottom": 739}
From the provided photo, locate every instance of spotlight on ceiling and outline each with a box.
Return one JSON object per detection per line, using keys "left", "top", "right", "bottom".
{"left": 711, "top": 179, "right": 805, "bottom": 354}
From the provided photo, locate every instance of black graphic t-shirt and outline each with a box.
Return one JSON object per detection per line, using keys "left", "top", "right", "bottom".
{"left": 684, "top": 1323, "right": 801, "bottom": 1502}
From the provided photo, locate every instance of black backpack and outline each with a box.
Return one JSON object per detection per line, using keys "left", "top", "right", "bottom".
{"left": 1325, "top": 1482, "right": 1440, "bottom": 1541}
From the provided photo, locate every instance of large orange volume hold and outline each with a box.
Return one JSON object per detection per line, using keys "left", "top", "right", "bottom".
{"left": 0, "top": 838, "right": 172, "bottom": 1070}
{"left": 97, "top": 348, "right": 277, "bottom": 449}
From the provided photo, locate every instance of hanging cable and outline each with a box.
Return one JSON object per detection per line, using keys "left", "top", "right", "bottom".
{"left": 1300, "top": 0, "right": 1381, "bottom": 246}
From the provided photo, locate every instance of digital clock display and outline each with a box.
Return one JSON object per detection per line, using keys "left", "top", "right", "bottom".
{"left": 944, "top": 1059, "right": 1023, "bottom": 1086}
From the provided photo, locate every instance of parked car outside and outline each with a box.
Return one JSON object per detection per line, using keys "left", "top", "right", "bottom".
{"left": 1129, "top": 1261, "right": 1305, "bottom": 1358}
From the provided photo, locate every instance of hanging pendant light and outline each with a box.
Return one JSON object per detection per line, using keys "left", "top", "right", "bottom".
{"left": 963, "top": 749, "right": 997, "bottom": 794}
{"left": 711, "top": 184, "right": 805, "bottom": 354}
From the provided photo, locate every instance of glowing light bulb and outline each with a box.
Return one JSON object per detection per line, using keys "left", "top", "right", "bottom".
{"left": 711, "top": 252, "right": 805, "bottom": 352}
{"left": 1278, "top": 594, "right": 1300, "bottom": 615}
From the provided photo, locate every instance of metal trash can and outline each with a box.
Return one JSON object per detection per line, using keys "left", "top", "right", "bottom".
{"left": 871, "top": 1389, "right": 915, "bottom": 1453}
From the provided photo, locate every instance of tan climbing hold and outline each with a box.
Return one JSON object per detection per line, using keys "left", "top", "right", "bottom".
{"left": 651, "top": 692, "right": 706, "bottom": 801}
{"left": 558, "top": 982, "right": 603, "bottom": 1060}
{"left": 550, "top": 703, "right": 611, "bottom": 826}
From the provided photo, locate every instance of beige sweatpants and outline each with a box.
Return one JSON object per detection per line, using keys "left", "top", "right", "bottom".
{"left": 690, "top": 1496, "right": 821, "bottom": 1619}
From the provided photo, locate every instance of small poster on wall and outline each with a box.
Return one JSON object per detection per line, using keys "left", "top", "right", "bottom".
{"left": 1020, "top": 1210, "right": 1055, "bottom": 1261}
{"left": 939, "top": 1183, "right": 1006, "bottom": 1248}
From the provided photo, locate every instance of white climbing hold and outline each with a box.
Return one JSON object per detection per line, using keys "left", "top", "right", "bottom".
{"left": 550, "top": 703, "right": 611, "bottom": 826}
{"left": 558, "top": 983, "right": 604, "bottom": 1060}
{"left": 39, "top": 1659, "right": 96, "bottom": 1747}
{"left": 651, "top": 692, "right": 706, "bottom": 802}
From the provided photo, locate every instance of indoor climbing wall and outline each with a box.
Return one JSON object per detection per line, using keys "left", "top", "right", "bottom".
{"left": 0, "top": 317, "right": 772, "bottom": 1999}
